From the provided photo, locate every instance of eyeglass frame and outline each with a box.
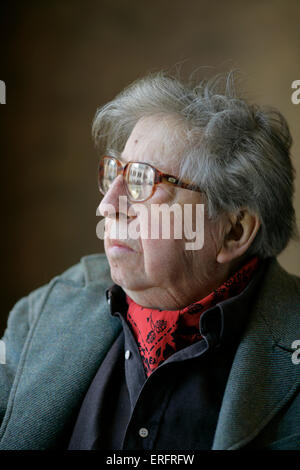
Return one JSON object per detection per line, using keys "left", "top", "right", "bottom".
{"left": 98, "top": 155, "right": 202, "bottom": 202}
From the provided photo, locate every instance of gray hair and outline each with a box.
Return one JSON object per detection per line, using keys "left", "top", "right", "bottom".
{"left": 92, "top": 71, "right": 297, "bottom": 258}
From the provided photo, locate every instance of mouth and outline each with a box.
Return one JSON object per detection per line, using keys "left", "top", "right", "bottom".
{"left": 107, "top": 239, "right": 136, "bottom": 254}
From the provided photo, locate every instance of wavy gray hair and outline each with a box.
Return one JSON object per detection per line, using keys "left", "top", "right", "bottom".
{"left": 92, "top": 71, "right": 297, "bottom": 258}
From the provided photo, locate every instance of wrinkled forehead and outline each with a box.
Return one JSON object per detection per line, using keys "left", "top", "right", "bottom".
{"left": 121, "top": 114, "right": 187, "bottom": 174}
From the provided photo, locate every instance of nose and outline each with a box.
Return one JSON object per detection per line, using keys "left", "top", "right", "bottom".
{"left": 99, "top": 175, "right": 129, "bottom": 218}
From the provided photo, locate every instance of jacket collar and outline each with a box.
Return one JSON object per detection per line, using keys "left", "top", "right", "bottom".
{"left": 212, "top": 257, "right": 300, "bottom": 449}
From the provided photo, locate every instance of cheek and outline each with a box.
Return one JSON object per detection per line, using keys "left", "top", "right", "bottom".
{"left": 138, "top": 206, "right": 203, "bottom": 273}
{"left": 141, "top": 238, "right": 186, "bottom": 281}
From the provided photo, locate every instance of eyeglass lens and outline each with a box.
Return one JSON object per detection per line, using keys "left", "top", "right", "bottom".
{"left": 100, "top": 158, "right": 155, "bottom": 201}
{"left": 100, "top": 158, "right": 118, "bottom": 194}
{"left": 126, "top": 162, "right": 154, "bottom": 201}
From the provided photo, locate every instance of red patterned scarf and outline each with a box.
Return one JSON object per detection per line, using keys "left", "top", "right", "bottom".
{"left": 126, "top": 257, "right": 259, "bottom": 376}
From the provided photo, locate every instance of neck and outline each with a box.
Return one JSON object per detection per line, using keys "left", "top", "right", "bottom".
{"left": 123, "top": 261, "right": 238, "bottom": 310}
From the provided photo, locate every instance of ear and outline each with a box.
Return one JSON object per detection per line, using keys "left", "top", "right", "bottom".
{"left": 216, "top": 210, "right": 260, "bottom": 264}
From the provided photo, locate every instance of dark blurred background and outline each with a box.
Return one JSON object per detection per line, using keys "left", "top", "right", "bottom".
{"left": 0, "top": 0, "right": 300, "bottom": 335}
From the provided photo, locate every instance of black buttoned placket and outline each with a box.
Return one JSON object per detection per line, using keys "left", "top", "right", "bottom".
{"left": 118, "top": 308, "right": 211, "bottom": 450}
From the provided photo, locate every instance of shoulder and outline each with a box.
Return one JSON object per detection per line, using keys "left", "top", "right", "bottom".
{"left": 258, "top": 257, "right": 300, "bottom": 312}
{"left": 251, "top": 257, "right": 300, "bottom": 348}
{"left": 56, "top": 253, "right": 111, "bottom": 286}
{"left": 28, "top": 253, "right": 113, "bottom": 324}
{"left": 5, "top": 253, "right": 112, "bottom": 332}
{"left": 263, "top": 257, "right": 300, "bottom": 289}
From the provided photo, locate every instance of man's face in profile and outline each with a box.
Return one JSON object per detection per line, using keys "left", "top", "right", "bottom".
{"left": 100, "top": 115, "right": 224, "bottom": 307}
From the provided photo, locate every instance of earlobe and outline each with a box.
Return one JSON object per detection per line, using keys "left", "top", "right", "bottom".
{"left": 216, "top": 210, "right": 260, "bottom": 264}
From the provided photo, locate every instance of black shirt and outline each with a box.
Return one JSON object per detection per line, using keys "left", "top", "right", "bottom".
{"left": 68, "top": 260, "right": 266, "bottom": 450}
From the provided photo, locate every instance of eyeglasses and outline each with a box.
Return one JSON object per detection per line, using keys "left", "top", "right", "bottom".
{"left": 98, "top": 155, "right": 202, "bottom": 202}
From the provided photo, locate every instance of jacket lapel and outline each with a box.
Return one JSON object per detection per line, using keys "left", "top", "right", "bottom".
{"left": 213, "top": 258, "right": 300, "bottom": 449}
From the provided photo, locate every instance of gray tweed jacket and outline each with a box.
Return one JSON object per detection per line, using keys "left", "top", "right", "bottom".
{"left": 0, "top": 254, "right": 299, "bottom": 450}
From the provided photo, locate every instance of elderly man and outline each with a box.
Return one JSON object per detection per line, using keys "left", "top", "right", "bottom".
{"left": 0, "top": 72, "right": 299, "bottom": 450}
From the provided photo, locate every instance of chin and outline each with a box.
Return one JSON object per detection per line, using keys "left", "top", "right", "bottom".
{"left": 109, "top": 264, "right": 145, "bottom": 291}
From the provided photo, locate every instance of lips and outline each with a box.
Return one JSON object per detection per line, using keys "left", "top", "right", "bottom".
{"left": 107, "top": 239, "right": 135, "bottom": 252}
{"left": 105, "top": 218, "right": 140, "bottom": 253}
